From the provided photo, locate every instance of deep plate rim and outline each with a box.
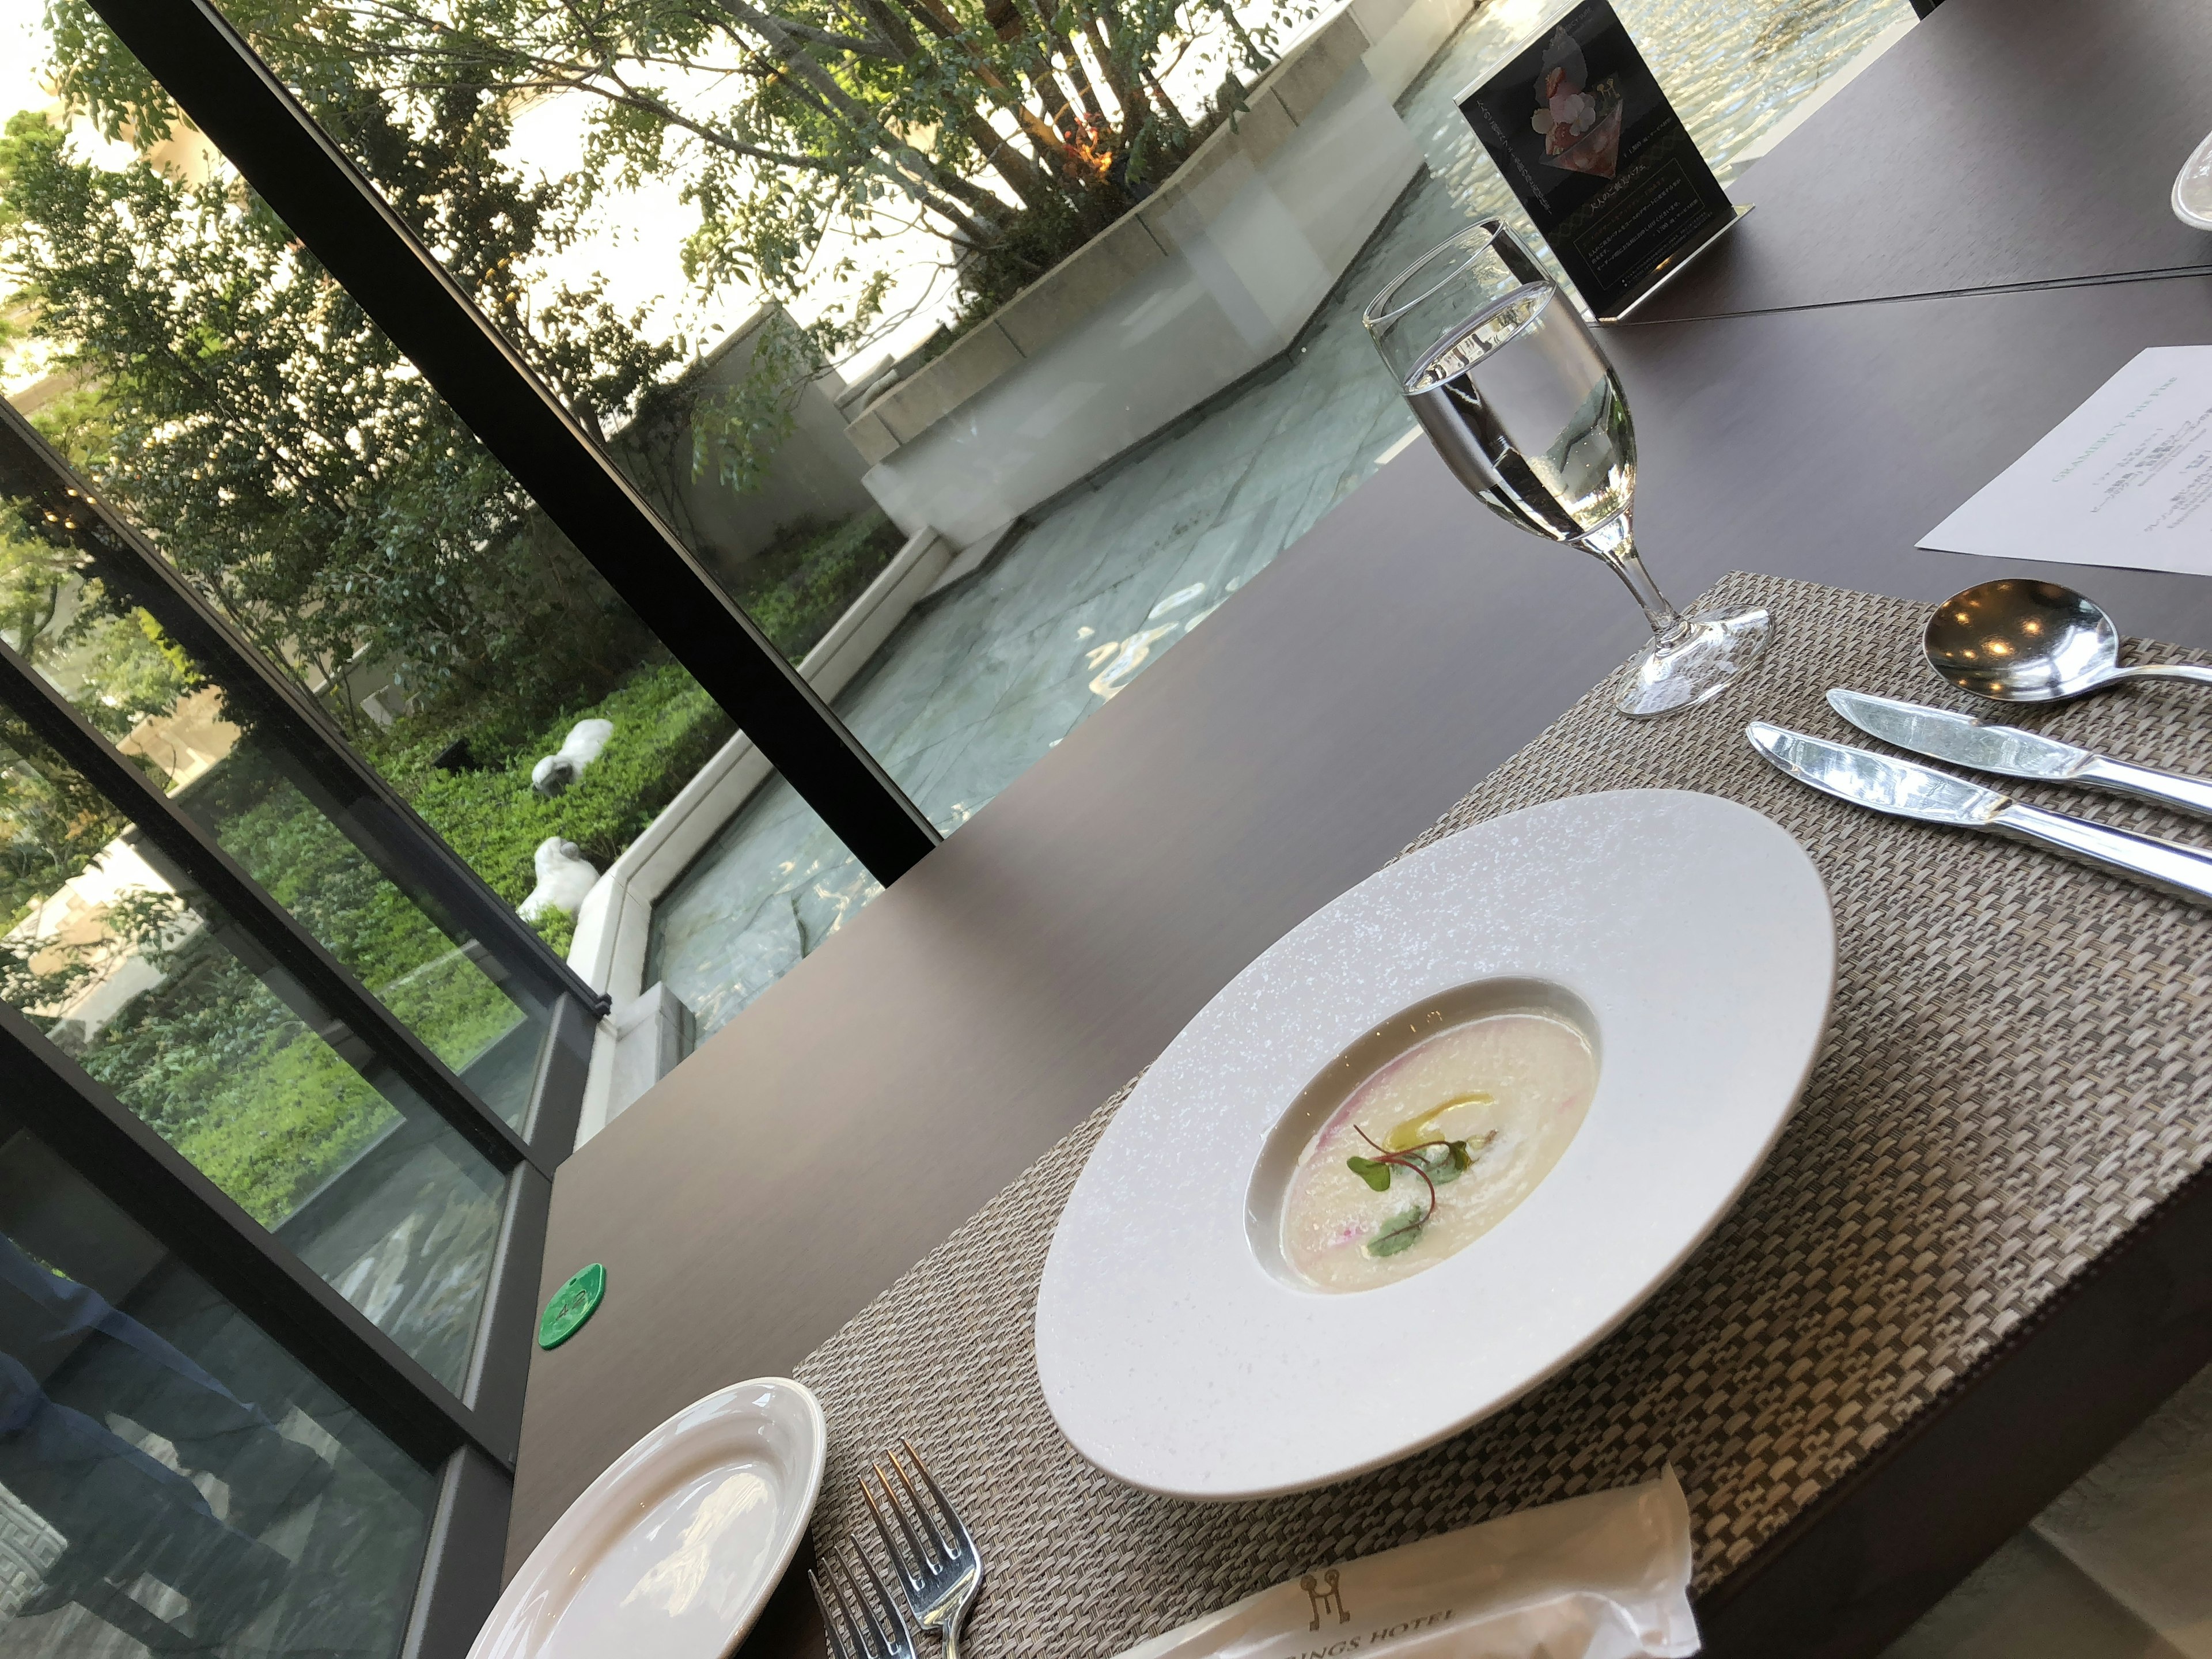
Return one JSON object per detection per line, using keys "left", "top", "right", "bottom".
{"left": 1033, "top": 789, "right": 1835, "bottom": 1501}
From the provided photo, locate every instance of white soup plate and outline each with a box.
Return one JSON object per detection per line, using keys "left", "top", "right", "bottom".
{"left": 468, "top": 1377, "right": 825, "bottom": 1659}
{"left": 1035, "top": 789, "right": 1834, "bottom": 1499}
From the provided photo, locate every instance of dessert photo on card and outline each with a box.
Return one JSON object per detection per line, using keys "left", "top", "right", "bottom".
{"left": 1459, "top": 0, "right": 1738, "bottom": 319}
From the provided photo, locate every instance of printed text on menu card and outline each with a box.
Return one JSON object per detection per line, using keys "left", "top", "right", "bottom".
{"left": 1921, "top": 347, "right": 2212, "bottom": 577}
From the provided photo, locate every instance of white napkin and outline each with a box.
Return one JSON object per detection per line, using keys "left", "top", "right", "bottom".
{"left": 1111, "top": 1469, "right": 1698, "bottom": 1659}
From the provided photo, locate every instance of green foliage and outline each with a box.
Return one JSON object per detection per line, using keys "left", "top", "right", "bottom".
{"left": 36, "top": 0, "right": 1308, "bottom": 341}
{"left": 73, "top": 947, "right": 398, "bottom": 1228}
{"left": 0, "top": 706, "right": 516, "bottom": 1222}
{"left": 1364, "top": 1205, "right": 1426, "bottom": 1257}
{"left": 1345, "top": 1154, "right": 1392, "bottom": 1192}
{"left": 0, "top": 610, "right": 753, "bottom": 1228}
{"left": 0, "top": 709, "right": 133, "bottom": 1013}
{"left": 728, "top": 510, "right": 904, "bottom": 664}
{"left": 530, "top": 907, "right": 578, "bottom": 960}
{"left": 400, "top": 658, "right": 736, "bottom": 908}
{"left": 0, "top": 102, "right": 671, "bottom": 745}
{"left": 207, "top": 757, "right": 527, "bottom": 1067}
{"left": 683, "top": 301, "right": 891, "bottom": 501}
{"left": 0, "top": 502, "right": 196, "bottom": 742}
{"left": 0, "top": 0, "right": 972, "bottom": 1232}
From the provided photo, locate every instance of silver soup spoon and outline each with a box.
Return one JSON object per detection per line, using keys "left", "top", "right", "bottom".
{"left": 1924, "top": 578, "right": 2212, "bottom": 703}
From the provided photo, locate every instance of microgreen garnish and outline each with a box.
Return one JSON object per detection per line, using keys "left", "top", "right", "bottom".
{"left": 1348, "top": 1125, "right": 1498, "bottom": 1257}
{"left": 1346, "top": 1155, "right": 1394, "bottom": 1192}
{"left": 1366, "top": 1206, "right": 1427, "bottom": 1256}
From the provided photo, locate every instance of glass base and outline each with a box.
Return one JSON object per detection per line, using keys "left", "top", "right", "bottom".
{"left": 1615, "top": 604, "right": 1772, "bottom": 718}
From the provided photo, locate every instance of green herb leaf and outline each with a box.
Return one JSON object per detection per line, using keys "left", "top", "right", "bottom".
{"left": 1365, "top": 1205, "right": 1427, "bottom": 1257}
{"left": 1346, "top": 1154, "right": 1393, "bottom": 1192}
{"left": 1409, "top": 1142, "right": 1464, "bottom": 1186}
{"left": 1448, "top": 1138, "right": 1471, "bottom": 1171}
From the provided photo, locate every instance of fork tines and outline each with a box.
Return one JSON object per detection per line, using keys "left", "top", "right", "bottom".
{"left": 861, "top": 1440, "right": 978, "bottom": 1590}
{"left": 810, "top": 1542, "right": 915, "bottom": 1659}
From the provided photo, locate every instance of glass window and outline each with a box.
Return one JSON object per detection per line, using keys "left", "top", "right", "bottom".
{"left": 2, "top": 0, "right": 1914, "bottom": 1041}
{"left": 0, "top": 415, "right": 569, "bottom": 1127}
{"left": 0, "top": 1105, "right": 437, "bottom": 1657}
{"left": 0, "top": 22, "right": 844, "bottom": 1066}
{"left": 0, "top": 707, "right": 505, "bottom": 1393}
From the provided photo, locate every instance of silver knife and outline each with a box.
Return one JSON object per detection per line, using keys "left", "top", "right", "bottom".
{"left": 1828, "top": 688, "right": 2212, "bottom": 821}
{"left": 1747, "top": 722, "right": 2212, "bottom": 908}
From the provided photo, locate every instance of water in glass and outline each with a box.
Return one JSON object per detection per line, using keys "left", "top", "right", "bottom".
{"left": 1366, "top": 221, "right": 1767, "bottom": 717}
{"left": 1404, "top": 283, "right": 1634, "bottom": 543}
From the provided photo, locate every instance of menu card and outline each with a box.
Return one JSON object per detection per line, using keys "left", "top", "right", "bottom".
{"left": 1920, "top": 347, "right": 2212, "bottom": 577}
{"left": 1458, "top": 0, "right": 1740, "bottom": 320}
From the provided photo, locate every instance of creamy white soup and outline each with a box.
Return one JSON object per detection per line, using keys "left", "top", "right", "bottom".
{"left": 1279, "top": 1010, "right": 1597, "bottom": 1291}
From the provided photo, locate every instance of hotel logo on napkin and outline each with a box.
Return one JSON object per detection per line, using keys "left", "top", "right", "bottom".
{"left": 1301, "top": 1570, "right": 1349, "bottom": 1629}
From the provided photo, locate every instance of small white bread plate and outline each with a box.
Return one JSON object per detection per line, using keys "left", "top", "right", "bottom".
{"left": 468, "top": 1378, "right": 825, "bottom": 1659}
{"left": 1036, "top": 790, "right": 1833, "bottom": 1500}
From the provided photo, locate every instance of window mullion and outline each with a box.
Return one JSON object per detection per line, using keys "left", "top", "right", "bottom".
{"left": 85, "top": 0, "right": 941, "bottom": 885}
{"left": 0, "top": 999, "right": 515, "bottom": 1471}
{"left": 0, "top": 637, "right": 542, "bottom": 1176}
{"left": 400, "top": 1446, "right": 516, "bottom": 1659}
{"left": 0, "top": 398, "right": 608, "bottom": 1021}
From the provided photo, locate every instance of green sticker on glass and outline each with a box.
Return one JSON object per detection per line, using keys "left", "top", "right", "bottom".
{"left": 539, "top": 1262, "right": 605, "bottom": 1349}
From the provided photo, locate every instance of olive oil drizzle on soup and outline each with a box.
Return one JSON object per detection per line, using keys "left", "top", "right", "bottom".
{"left": 1279, "top": 1011, "right": 1597, "bottom": 1291}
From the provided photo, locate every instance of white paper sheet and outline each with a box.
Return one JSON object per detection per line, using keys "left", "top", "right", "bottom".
{"left": 1919, "top": 346, "right": 2212, "bottom": 577}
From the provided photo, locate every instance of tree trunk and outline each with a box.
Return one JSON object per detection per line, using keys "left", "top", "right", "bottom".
{"left": 714, "top": 0, "right": 1030, "bottom": 230}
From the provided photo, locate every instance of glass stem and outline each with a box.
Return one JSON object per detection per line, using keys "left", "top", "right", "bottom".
{"left": 1580, "top": 517, "right": 1685, "bottom": 642}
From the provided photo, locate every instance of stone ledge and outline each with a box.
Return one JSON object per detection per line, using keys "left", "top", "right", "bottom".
{"left": 566, "top": 521, "right": 955, "bottom": 1150}
{"left": 995, "top": 211, "right": 1171, "bottom": 356}
{"left": 1266, "top": 7, "right": 1372, "bottom": 123}
{"left": 1349, "top": 0, "right": 1423, "bottom": 57}
{"left": 872, "top": 319, "right": 1023, "bottom": 445}
{"left": 847, "top": 404, "right": 897, "bottom": 467}
{"left": 845, "top": 0, "right": 1411, "bottom": 463}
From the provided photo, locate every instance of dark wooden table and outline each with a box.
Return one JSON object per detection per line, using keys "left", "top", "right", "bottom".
{"left": 1639, "top": 0, "right": 2212, "bottom": 321}
{"left": 507, "top": 2, "right": 2212, "bottom": 1650}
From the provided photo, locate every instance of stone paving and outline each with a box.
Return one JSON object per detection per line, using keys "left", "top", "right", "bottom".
{"left": 647, "top": 0, "right": 1915, "bottom": 1036}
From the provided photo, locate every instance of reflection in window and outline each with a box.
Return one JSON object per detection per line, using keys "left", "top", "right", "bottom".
{"left": 0, "top": 711, "right": 504, "bottom": 1392}
{"left": 0, "top": 442, "right": 564, "bottom": 1125}
{"left": 0, "top": 1111, "right": 435, "bottom": 1657}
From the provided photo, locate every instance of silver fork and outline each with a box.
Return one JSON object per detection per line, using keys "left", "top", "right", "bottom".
{"left": 862, "top": 1442, "right": 983, "bottom": 1658}
{"left": 811, "top": 1541, "right": 917, "bottom": 1659}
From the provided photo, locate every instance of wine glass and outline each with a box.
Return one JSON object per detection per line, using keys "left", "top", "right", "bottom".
{"left": 1363, "top": 221, "right": 1769, "bottom": 717}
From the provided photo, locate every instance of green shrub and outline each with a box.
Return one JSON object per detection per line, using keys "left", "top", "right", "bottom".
{"left": 724, "top": 510, "right": 903, "bottom": 665}
{"left": 530, "top": 907, "right": 577, "bottom": 960}
{"left": 211, "top": 763, "right": 522, "bottom": 1073}
{"left": 36, "top": 659, "right": 729, "bottom": 1226}
{"left": 73, "top": 946, "right": 396, "bottom": 1227}
{"left": 405, "top": 657, "right": 736, "bottom": 908}
{"left": 12, "top": 529, "right": 870, "bottom": 1228}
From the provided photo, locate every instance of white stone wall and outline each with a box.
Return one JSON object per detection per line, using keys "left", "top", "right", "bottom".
{"left": 847, "top": 0, "right": 1471, "bottom": 549}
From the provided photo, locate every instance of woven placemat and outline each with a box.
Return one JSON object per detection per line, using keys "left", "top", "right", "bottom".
{"left": 793, "top": 570, "right": 2212, "bottom": 1656}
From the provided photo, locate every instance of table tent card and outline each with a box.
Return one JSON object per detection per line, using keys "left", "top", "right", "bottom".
{"left": 1459, "top": 0, "right": 1741, "bottom": 321}
{"left": 1920, "top": 346, "right": 2212, "bottom": 577}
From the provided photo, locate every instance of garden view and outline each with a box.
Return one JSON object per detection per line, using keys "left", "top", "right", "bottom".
{"left": 0, "top": 0, "right": 1316, "bottom": 1228}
